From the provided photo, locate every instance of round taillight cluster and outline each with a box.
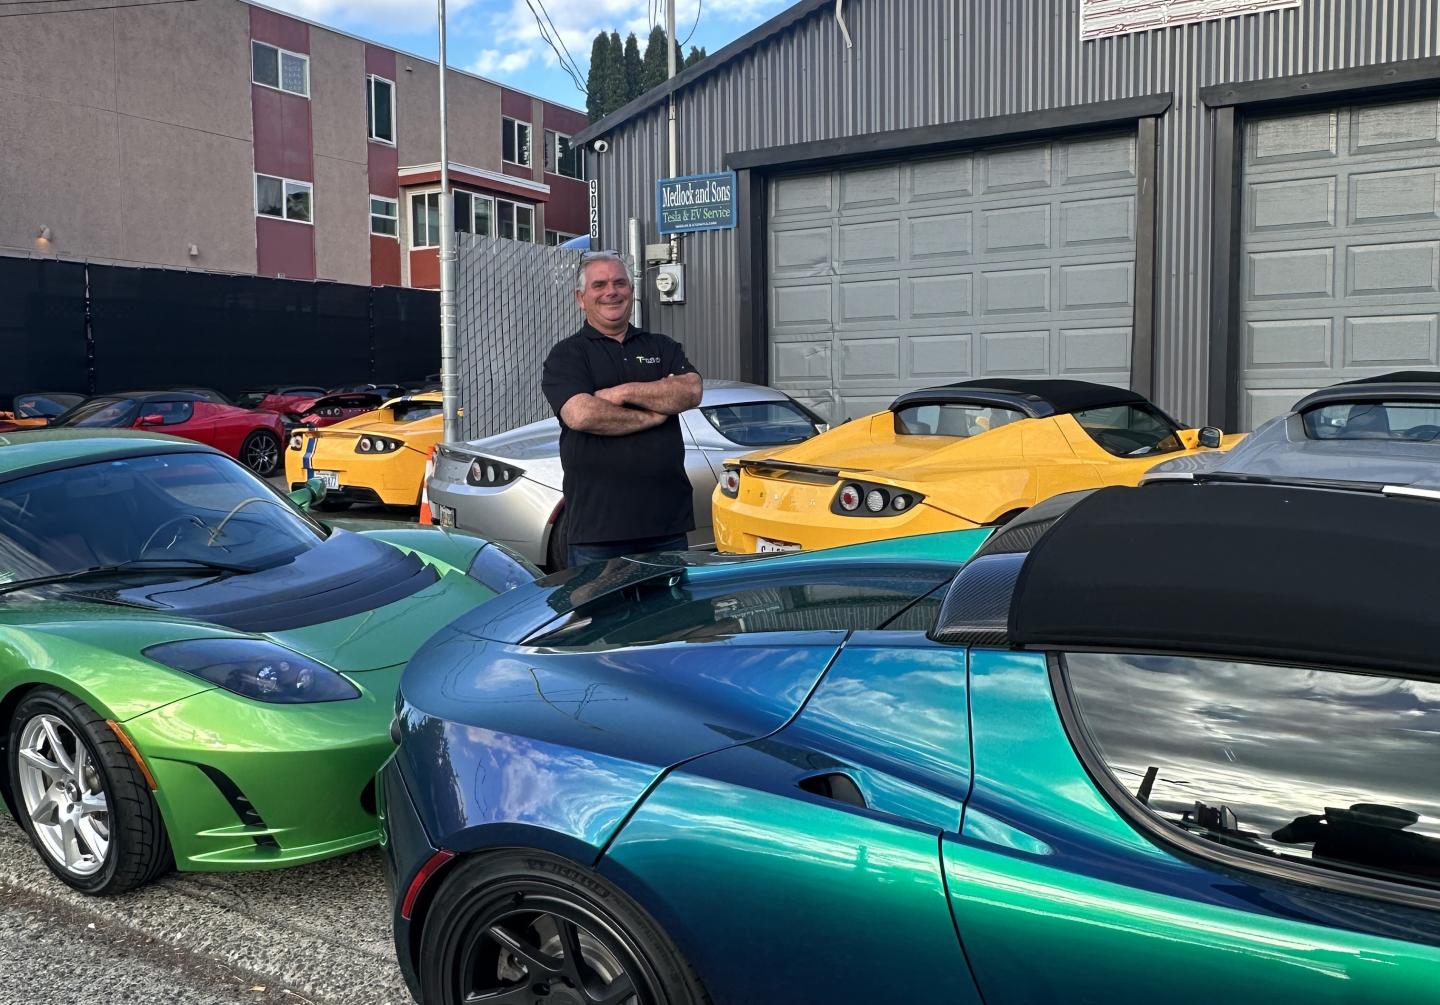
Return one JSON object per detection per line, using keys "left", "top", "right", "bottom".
{"left": 838, "top": 484, "right": 862, "bottom": 511}
{"left": 837, "top": 482, "right": 915, "bottom": 515}
{"left": 721, "top": 469, "right": 741, "bottom": 495}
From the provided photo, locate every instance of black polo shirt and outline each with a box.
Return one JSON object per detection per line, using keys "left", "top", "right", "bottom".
{"left": 541, "top": 323, "right": 699, "bottom": 545}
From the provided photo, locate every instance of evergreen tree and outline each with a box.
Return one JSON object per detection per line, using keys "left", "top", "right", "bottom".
{"left": 641, "top": 25, "right": 669, "bottom": 91}
{"left": 685, "top": 46, "right": 706, "bottom": 69}
{"left": 623, "top": 33, "right": 643, "bottom": 103}
{"left": 585, "top": 32, "right": 609, "bottom": 122}
{"left": 604, "top": 31, "right": 627, "bottom": 115}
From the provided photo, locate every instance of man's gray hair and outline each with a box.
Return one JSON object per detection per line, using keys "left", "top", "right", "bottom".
{"left": 575, "top": 250, "right": 630, "bottom": 293}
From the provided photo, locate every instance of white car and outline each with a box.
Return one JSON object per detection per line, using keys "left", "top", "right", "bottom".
{"left": 428, "top": 381, "right": 826, "bottom": 569}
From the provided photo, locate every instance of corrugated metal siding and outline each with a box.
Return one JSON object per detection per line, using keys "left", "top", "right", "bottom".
{"left": 591, "top": 0, "right": 1440, "bottom": 423}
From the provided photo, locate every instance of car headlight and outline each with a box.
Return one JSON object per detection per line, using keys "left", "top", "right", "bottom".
{"left": 356, "top": 436, "right": 404, "bottom": 454}
{"left": 466, "top": 541, "right": 540, "bottom": 594}
{"left": 720, "top": 467, "right": 740, "bottom": 497}
{"left": 143, "top": 639, "right": 360, "bottom": 704}
{"left": 288, "top": 433, "right": 306, "bottom": 451}
{"left": 465, "top": 457, "right": 523, "bottom": 486}
{"left": 833, "top": 480, "right": 922, "bottom": 517}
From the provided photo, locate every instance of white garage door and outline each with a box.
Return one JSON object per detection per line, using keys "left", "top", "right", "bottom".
{"left": 1238, "top": 97, "right": 1440, "bottom": 429}
{"left": 766, "top": 133, "right": 1139, "bottom": 423}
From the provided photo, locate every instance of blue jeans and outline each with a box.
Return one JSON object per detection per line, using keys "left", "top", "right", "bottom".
{"left": 568, "top": 533, "right": 690, "bottom": 569}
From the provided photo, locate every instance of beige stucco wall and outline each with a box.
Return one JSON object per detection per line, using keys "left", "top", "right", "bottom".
{"left": 395, "top": 60, "right": 440, "bottom": 168}
{"left": 0, "top": 0, "right": 255, "bottom": 272}
{"left": 395, "top": 62, "right": 503, "bottom": 173}
{"left": 447, "top": 74, "right": 504, "bottom": 172}
{"left": 314, "top": 155, "right": 370, "bottom": 284}
{"left": 308, "top": 28, "right": 369, "bottom": 284}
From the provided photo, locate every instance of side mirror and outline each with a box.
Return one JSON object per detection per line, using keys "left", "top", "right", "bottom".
{"left": 1198, "top": 426, "right": 1223, "bottom": 449}
{"left": 288, "top": 476, "right": 328, "bottom": 511}
{"left": 139, "top": 413, "right": 165, "bottom": 426}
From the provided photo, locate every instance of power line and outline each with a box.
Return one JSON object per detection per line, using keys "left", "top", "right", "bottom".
{"left": 0, "top": 0, "right": 197, "bottom": 15}
{"left": 522, "top": 0, "right": 585, "bottom": 93}
{"left": 680, "top": 0, "right": 702, "bottom": 48}
{"left": 532, "top": 0, "right": 584, "bottom": 90}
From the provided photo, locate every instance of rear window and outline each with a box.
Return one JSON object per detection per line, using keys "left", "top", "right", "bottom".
{"left": 390, "top": 400, "right": 441, "bottom": 423}
{"left": 894, "top": 403, "right": 1024, "bottom": 437}
{"left": 531, "top": 570, "right": 948, "bottom": 648}
{"left": 1303, "top": 401, "right": 1440, "bottom": 443}
{"left": 702, "top": 401, "right": 819, "bottom": 447}
{"left": 1072, "top": 403, "right": 1182, "bottom": 457}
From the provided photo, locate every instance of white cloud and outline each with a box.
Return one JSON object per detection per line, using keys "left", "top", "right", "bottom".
{"left": 470, "top": 48, "right": 535, "bottom": 74}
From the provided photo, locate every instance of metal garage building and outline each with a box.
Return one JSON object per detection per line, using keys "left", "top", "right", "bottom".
{"left": 574, "top": 0, "right": 1440, "bottom": 429}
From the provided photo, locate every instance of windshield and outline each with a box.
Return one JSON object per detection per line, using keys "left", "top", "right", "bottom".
{"left": 1072, "top": 403, "right": 1183, "bottom": 457}
{"left": 0, "top": 452, "right": 323, "bottom": 585}
{"left": 1303, "top": 401, "right": 1440, "bottom": 443}
{"left": 702, "top": 401, "right": 819, "bottom": 446}
{"left": 54, "top": 399, "right": 140, "bottom": 428}
{"left": 893, "top": 403, "right": 1025, "bottom": 437}
{"left": 14, "top": 393, "right": 83, "bottom": 418}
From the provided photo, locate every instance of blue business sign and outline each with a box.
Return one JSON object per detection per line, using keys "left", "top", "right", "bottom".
{"left": 656, "top": 171, "right": 738, "bottom": 235}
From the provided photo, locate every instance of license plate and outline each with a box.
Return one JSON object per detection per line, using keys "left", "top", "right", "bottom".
{"left": 437, "top": 505, "right": 457, "bottom": 528}
{"left": 755, "top": 536, "right": 802, "bottom": 554}
{"left": 314, "top": 470, "right": 340, "bottom": 489}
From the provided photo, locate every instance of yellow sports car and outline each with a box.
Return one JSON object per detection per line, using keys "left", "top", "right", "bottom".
{"left": 285, "top": 392, "right": 442, "bottom": 508}
{"left": 713, "top": 378, "right": 1243, "bottom": 553}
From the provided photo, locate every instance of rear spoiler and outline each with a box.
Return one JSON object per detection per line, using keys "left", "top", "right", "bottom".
{"left": 729, "top": 458, "right": 847, "bottom": 477}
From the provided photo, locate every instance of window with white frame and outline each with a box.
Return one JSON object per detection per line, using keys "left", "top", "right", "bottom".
{"left": 496, "top": 199, "right": 535, "bottom": 243}
{"left": 251, "top": 41, "right": 308, "bottom": 97}
{"left": 453, "top": 191, "right": 495, "bottom": 237}
{"left": 367, "top": 75, "right": 395, "bottom": 144}
{"left": 543, "top": 130, "right": 582, "bottom": 179}
{"left": 410, "top": 191, "right": 441, "bottom": 248}
{"left": 370, "top": 196, "right": 398, "bottom": 237}
{"left": 256, "top": 174, "right": 312, "bottom": 223}
{"left": 502, "top": 117, "right": 531, "bottom": 167}
{"left": 545, "top": 230, "right": 579, "bottom": 246}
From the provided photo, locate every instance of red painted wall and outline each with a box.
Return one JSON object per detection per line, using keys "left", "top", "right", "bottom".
{"left": 251, "top": 7, "right": 314, "bottom": 280}
{"left": 371, "top": 235, "right": 401, "bottom": 286}
{"left": 409, "top": 248, "right": 439, "bottom": 290}
{"left": 500, "top": 89, "right": 533, "bottom": 120}
{"left": 545, "top": 177, "right": 588, "bottom": 235}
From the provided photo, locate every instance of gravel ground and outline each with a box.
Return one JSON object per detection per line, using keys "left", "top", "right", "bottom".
{"left": 0, "top": 816, "right": 412, "bottom": 1005}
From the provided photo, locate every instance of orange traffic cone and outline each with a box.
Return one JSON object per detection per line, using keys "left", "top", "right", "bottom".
{"left": 418, "top": 446, "right": 435, "bottom": 525}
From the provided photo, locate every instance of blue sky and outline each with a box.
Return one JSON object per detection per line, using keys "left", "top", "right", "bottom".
{"left": 262, "top": 0, "right": 790, "bottom": 108}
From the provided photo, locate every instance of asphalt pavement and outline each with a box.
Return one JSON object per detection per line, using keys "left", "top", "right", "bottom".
{"left": 1, "top": 805, "right": 412, "bottom": 1004}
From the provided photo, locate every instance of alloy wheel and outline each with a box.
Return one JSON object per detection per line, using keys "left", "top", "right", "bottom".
{"left": 245, "top": 433, "right": 280, "bottom": 475}
{"left": 15, "top": 713, "right": 110, "bottom": 877}
{"left": 457, "top": 897, "right": 645, "bottom": 1004}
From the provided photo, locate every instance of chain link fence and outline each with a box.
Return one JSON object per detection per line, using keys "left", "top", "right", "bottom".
{"left": 456, "top": 236, "right": 621, "bottom": 442}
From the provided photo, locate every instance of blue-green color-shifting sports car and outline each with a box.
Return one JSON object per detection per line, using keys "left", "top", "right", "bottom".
{"left": 383, "top": 478, "right": 1440, "bottom": 1004}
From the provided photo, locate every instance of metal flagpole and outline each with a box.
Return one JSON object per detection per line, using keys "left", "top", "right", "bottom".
{"left": 437, "top": 0, "right": 459, "bottom": 444}
{"left": 665, "top": 0, "right": 679, "bottom": 263}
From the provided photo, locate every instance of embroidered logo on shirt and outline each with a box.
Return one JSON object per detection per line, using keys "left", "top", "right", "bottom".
{"left": 635, "top": 355, "right": 661, "bottom": 364}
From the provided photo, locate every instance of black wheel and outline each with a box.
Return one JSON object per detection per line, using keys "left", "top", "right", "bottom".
{"left": 6, "top": 688, "right": 172, "bottom": 895}
{"left": 240, "top": 429, "right": 282, "bottom": 476}
{"left": 418, "top": 850, "right": 708, "bottom": 1005}
{"left": 546, "top": 509, "right": 570, "bottom": 572}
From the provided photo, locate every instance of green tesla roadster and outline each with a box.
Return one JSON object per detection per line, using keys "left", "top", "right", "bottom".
{"left": 0, "top": 428, "right": 534, "bottom": 895}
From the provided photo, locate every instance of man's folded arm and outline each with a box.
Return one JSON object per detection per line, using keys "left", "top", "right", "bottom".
{"left": 598, "top": 372, "right": 702, "bottom": 415}
{"left": 559, "top": 394, "right": 668, "bottom": 435}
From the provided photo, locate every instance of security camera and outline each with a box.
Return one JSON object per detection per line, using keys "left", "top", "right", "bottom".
{"left": 592, "top": 138, "right": 609, "bottom": 153}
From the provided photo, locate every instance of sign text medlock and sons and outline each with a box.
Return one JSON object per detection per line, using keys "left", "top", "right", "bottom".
{"left": 656, "top": 172, "right": 738, "bottom": 235}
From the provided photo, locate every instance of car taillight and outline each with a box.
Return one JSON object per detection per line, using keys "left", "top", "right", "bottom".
{"left": 465, "top": 458, "right": 522, "bottom": 486}
{"left": 865, "top": 488, "right": 888, "bottom": 513}
{"left": 356, "top": 436, "right": 403, "bottom": 454}
{"left": 838, "top": 484, "right": 861, "bottom": 511}
{"left": 892, "top": 494, "right": 912, "bottom": 512}
{"left": 288, "top": 433, "right": 305, "bottom": 451}
{"left": 720, "top": 469, "right": 740, "bottom": 496}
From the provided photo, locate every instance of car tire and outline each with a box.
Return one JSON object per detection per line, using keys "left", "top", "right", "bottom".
{"left": 6, "top": 688, "right": 172, "bottom": 895}
{"left": 546, "top": 509, "right": 569, "bottom": 572}
{"left": 418, "top": 849, "right": 709, "bottom": 1005}
{"left": 241, "top": 429, "right": 282, "bottom": 477}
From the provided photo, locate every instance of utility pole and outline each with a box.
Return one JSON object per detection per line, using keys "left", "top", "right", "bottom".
{"left": 665, "top": 0, "right": 679, "bottom": 263}
{"left": 437, "top": 0, "right": 460, "bottom": 444}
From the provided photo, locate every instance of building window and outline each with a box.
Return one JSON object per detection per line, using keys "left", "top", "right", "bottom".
{"left": 1064, "top": 650, "right": 1440, "bottom": 893}
{"left": 410, "top": 191, "right": 440, "bottom": 248}
{"left": 251, "top": 41, "right": 308, "bottom": 97}
{"left": 367, "top": 75, "right": 395, "bottom": 144}
{"left": 370, "top": 196, "right": 398, "bottom": 237}
{"left": 453, "top": 191, "right": 494, "bottom": 237}
{"left": 544, "top": 130, "right": 582, "bottom": 179}
{"left": 545, "top": 230, "right": 579, "bottom": 246}
{"left": 256, "top": 174, "right": 312, "bottom": 223}
{"left": 496, "top": 199, "right": 535, "bottom": 243}
{"left": 502, "top": 117, "right": 531, "bottom": 167}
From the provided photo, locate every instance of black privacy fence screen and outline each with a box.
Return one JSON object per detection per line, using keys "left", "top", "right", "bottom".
{"left": 0, "top": 257, "right": 440, "bottom": 409}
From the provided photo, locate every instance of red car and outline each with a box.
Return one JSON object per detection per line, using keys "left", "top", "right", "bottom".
{"left": 7, "top": 391, "right": 287, "bottom": 475}
{"left": 297, "top": 390, "right": 387, "bottom": 428}
{"left": 235, "top": 385, "right": 327, "bottom": 414}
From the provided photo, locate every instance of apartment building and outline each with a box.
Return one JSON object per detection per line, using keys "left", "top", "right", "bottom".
{"left": 0, "top": 0, "right": 589, "bottom": 289}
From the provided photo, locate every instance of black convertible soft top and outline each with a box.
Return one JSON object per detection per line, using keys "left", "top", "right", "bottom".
{"left": 1294, "top": 369, "right": 1440, "bottom": 413}
{"left": 891, "top": 378, "right": 1148, "bottom": 418}
{"left": 932, "top": 480, "right": 1440, "bottom": 678}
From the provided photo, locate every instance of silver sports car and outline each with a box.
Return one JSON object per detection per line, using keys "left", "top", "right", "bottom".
{"left": 428, "top": 380, "right": 825, "bottom": 569}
